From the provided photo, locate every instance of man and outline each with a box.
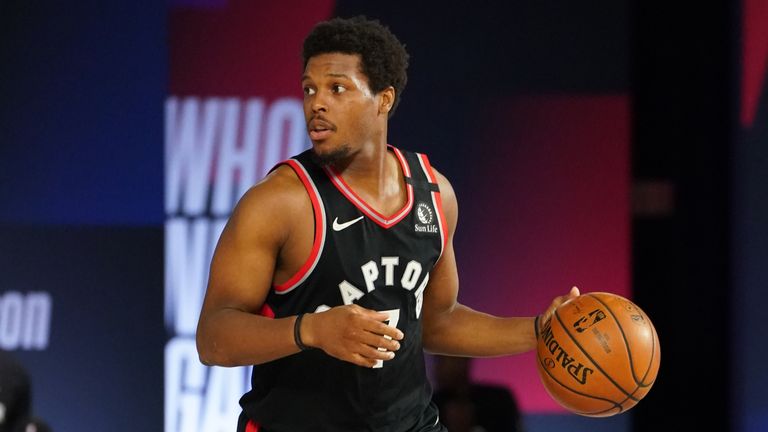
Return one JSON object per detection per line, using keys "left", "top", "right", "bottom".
{"left": 196, "top": 16, "right": 578, "bottom": 432}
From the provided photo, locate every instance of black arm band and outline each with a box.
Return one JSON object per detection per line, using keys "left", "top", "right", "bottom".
{"left": 534, "top": 314, "right": 541, "bottom": 340}
{"left": 294, "top": 313, "right": 311, "bottom": 351}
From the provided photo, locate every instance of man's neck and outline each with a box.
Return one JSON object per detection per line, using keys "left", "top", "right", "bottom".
{"left": 333, "top": 142, "right": 405, "bottom": 215}
{"left": 334, "top": 141, "right": 387, "bottom": 177}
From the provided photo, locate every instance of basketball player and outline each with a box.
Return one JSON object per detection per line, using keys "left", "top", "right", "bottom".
{"left": 196, "top": 16, "right": 579, "bottom": 432}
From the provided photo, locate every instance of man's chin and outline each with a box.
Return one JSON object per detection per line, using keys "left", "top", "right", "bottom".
{"left": 310, "top": 145, "right": 352, "bottom": 166}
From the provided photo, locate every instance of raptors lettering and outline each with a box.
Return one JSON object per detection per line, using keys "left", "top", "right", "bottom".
{"left": 322, "top": 257, "right": 430, "bottom": 318}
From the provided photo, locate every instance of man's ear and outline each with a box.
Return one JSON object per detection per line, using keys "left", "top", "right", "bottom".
{"left": 379, "top": 86, "right": 396, "bottom": 115}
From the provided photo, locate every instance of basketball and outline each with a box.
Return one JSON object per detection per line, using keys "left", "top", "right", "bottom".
{"left": 535, "top": 292, "right": 660, "bottom": 417}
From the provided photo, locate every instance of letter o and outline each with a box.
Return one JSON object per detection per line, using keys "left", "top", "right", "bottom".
{"left": 0, "top": 292, "right": 23, "bottom": 349}
{"left": 400, "top": 261, "right": 423, "bottom": 290}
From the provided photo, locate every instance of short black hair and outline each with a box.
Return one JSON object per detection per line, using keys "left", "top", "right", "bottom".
{"left": 302, "top": 16, "right": 409, "bottom": 116}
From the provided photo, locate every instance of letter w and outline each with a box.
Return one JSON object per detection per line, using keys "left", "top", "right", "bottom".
{"left": 165, "top": 97, "right": 227, "bottom": 216}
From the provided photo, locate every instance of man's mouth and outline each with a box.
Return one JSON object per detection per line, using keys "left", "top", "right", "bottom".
{"left": 309, "top": 128, "right": 333, "bottom": 141}
{"left": 308, "top": 118, "right": 335, "bottom": 141}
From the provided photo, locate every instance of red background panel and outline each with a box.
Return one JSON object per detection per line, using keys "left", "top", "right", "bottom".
{"left": 170, "top": 0, "right": 334, "bottom": 98}
{"left": 741, "top": 0, "right": 768, "bottom": 127}
{"left": 454, "top": 95, "right": 630, "bottom": 412}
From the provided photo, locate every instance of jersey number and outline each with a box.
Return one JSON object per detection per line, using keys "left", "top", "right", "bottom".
{"left": 373, "top": 309, "right": 400, "bottom": 369}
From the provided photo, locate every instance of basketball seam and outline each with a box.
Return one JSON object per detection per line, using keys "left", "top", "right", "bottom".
{"left": 575, "top": 404, "right": 624, "bottom": 417}
{"left": 616, "top": 384, "right": 642, "bottom": 409}
{"left": 607, "top": 380, "right": 653, "bottom": 413}
{"left": 590, "top": 293, "right": 654, "bottom": 388}
{"left": 637, "top": 319, "right": 659, "bottom": 388}
{"left": 554, "top": 300, "right": 638, "bottom": 401}
{"left": 536, "top": 347, "right": 623, "bottom": 415}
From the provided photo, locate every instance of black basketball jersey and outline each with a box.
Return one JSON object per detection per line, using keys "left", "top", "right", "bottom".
{"left": 239, "top": 146, "right": 448, "bottom": 432}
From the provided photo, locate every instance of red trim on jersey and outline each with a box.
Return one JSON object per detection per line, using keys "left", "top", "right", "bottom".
{"left": 390, "top": 144, "right": 412, "bottom": 177}
{"left": 417, "top": 153, "right": 449, "bottom": 255}
{"left": 259, "top": 303, "right": 275, "bottom": 318}
{"left": 245, "top": 420, "right": 260, "bottom": 432}
{"left": 418, "top": 153, "right": 437, "bottom": 183}
{"left": 273, "top": 159, "right": 326, "bottom": 294}
{"left": 324, "top": 146, "right": 414, "bottom": 229}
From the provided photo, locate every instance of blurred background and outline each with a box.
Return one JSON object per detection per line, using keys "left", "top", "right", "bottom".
{"left": 0, "top": 0, "right": 765, "bottom": 431}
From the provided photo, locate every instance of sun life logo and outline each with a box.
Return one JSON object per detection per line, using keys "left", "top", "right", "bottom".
{"left": 416, "top": 202, "right": 433, "bottom": 224}
{"left": 414, "top": 202, "right": 438, "bottom": 234}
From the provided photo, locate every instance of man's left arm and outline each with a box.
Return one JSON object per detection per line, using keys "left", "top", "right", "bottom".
{"left": 421, "top": 170, "right": 577, "bottom": 357}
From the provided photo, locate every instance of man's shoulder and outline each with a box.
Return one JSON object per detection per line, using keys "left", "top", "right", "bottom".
{"left": 235, "top": 164, "right": 309, "bottom": 216}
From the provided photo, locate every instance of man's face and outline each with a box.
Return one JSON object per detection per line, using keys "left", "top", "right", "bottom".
{"left": 301, "top": 53, "right": 383, "bottom": 164}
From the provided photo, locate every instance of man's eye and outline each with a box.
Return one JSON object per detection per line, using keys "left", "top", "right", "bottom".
{"left": 303, "top": 87, "right": 316, "bottom": 96}
{"left": 332, "top": 84, "right": 346, "bottom": 94}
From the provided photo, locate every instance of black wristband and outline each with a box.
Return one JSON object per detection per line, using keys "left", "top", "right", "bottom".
{"left": 294, "top": 313, "right": 311, "bottom": 351}
{"left": 534, "top": 314, "right": 541, "bottom": 340}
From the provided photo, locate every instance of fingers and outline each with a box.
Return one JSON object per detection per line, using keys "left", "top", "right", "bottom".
{"left": 313, "top": 305, "right": 405, "bottom": 368}
{"left": 552, "top": 286, "right": 580, "bottom": 309}
{"left": 353, "top": 308, "right": 402, "bottom": 360}
{"left": 357, "top": 328, "right": 401, "bottom": 352}
{"left": 342, "top": 336, "right": 399, "bottom": 369}
{"left": 366, "top": 318, "right": 404, "bottom": 341}
{"left": 356, "top": 307, "right": 404, "bottom": 341}
{"left": 361, "top": 343, "right": 397, "bottom": 362}
{"left": 538, "top": 286, "right": 582, "bottom": 335}
{"left": 350, "top": 350, "right": 394, "bottom": 368}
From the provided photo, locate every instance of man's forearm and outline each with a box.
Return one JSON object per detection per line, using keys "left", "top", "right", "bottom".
{"left": 422, "top": 303, "right": 537, "bottom": 357}
{"left": 197, "top": 308, "right": 300, "bottom": 367}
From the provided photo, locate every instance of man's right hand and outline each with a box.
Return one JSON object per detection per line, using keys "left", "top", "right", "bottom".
{"left": 301, "top": 304, "right": 404, "bottom": 368}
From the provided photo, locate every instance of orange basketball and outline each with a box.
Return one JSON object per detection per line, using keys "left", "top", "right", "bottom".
{"left": 535, "top": 292, "right": 660, "bottom": 417}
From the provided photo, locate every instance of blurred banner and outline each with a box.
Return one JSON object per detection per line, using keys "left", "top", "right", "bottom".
{"left": 0, "top": 2, "right": 165, "bottom": 431}
{"left": 165, "top": 2, "right": 331, "bottom": 431}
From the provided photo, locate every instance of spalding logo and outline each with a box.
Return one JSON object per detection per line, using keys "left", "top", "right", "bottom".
{"left": 540, "top": 318, "right": 595, "bottom": 385}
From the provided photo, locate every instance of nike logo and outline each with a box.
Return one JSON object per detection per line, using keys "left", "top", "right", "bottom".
{"left": 332, "top": 216, "right": 364, "bottom": 231}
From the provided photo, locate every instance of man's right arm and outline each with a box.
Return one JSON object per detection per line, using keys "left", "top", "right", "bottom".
{"left": 195, "top": 166, "right": 403, "bottom": 368}
{"left": 196, "top": 166, "right": 303, "bottom": 367}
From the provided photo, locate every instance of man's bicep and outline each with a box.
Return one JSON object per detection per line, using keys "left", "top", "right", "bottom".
{"left": 422, "top": 241, "right": 460, "bottom": 319}
{"left": 204, "top": 190, "right": 285, "bottom": 315}
{"left": 421, "top": 168, "right": 461, "bottom": 346}
{"left": 424, "top": 168, "right": 460, "bottom": 314}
